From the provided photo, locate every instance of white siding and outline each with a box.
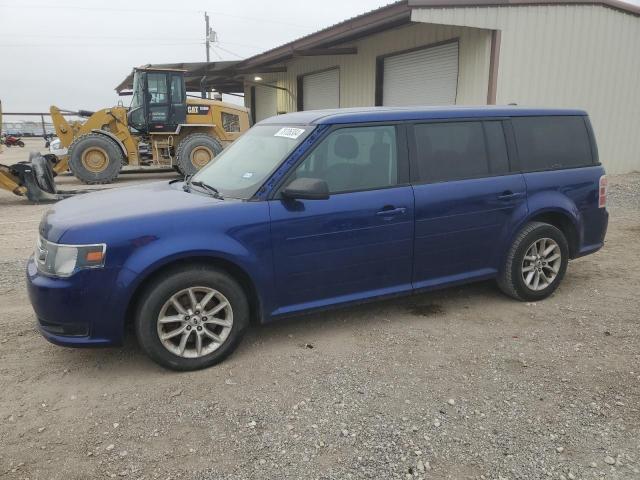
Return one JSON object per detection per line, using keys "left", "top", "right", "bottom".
{"left": 244, "top": 22, "right": 491, "bottom": 115}
{"left": 383, "top": 41, "right": 459, "bottom": 106}
{"left": 413, "top": 6, "right": 640, "bottom": 174}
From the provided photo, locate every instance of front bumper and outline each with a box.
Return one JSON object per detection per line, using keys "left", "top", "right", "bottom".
{"left": 26, "top": 257, "right": 124, "bottom": 347}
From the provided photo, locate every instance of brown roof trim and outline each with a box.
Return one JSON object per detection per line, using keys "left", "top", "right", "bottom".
{"left": 236, "top": 1, "right": 411, "bottom": 70}
{"left": 409, "top": 0, "right": 640, "bottom": 17}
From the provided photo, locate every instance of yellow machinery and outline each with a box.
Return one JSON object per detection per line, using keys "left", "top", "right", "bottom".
{"left": 0, "top": 68, "right": 249, "bottom": 200}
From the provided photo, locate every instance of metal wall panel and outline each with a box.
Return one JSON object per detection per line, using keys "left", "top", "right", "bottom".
{"left": 383, "top": 41, "right": 459, "bottom": 106}
{"left": 413, "top": 6, "right": 640, "bottom": 173}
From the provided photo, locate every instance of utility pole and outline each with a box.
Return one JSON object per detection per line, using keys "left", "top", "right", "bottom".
{"left": 203, "top": 12, "right": 218, "bottom": 99}
{"left": 204, "top": 12, "right": 210, "bottom": 62}
{"left": 204, "top": 12, "right": 218, "bottom": 61}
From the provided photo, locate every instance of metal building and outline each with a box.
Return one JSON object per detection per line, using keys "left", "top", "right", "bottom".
{"left": 216, "top": 0, "right": 640, "bottom": 173}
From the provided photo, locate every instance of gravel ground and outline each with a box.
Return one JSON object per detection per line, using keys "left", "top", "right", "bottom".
{"left": 1, "top": 140, "right": 639, "bottom": 479}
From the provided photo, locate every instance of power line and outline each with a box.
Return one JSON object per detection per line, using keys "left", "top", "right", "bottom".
{"left": 218, "top": 40, "right": 263, "bottom": 50}
{"left": 212, "top": 44, "right": 245, "bottom": 60}
{"left": 0, "top": 3, "right": 314, "bottom": 28}
{"left": 0, "top": 33, "right": 203, "bottom": 41}
{"left": 0, "top": 42, "right": 204, "bottom": 48}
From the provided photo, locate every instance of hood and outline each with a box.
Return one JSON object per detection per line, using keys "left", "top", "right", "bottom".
{"left": 40, "top": 181, "right": 226, "bottom": 243}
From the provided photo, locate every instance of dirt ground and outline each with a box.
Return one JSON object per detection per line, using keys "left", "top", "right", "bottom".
{"left": 1, "top": 138, "right": 639, "bottom": 480}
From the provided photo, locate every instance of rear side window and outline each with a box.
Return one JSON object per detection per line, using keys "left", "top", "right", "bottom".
{"left": 413, "top": 121, "right": 509, "bottom": 183}
{"left": 512, "top": 116, "right": 593, "bottom": 171}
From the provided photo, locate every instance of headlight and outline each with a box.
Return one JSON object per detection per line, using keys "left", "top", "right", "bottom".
{"left": 35, "top": 236, "right": 106, "bottom": 277}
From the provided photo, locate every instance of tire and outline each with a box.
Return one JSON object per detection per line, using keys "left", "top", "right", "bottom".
{"left": 497, "top": 222, "right": 569, "bottom": 301}
{"left": 67, "top": 133, "right": 123, "bottom": 184}
{"left": 175, "top": 133, "right": 223, "bottom": 176}
{"left": 135, "top": 266, "right": 249, "bottom": 371}
{"left": 17, "top": 140, "right": 25, "bottom": 147}
{"left": 31, "top": 155, "right": 56, "bottom": 194}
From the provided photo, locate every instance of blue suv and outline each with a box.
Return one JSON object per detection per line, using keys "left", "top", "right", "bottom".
{"left": 27, "top": 107, "right": 609, "bottom": 370}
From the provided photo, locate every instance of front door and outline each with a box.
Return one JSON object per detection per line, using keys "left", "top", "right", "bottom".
{"left": 145, "top": 72, "right": 172, "bottom": 132}
{"left": 409, "top": 120, "right": 527, "bottom": 288}
{"left": 269, "top": 124, "right": 414, "bottom": 316}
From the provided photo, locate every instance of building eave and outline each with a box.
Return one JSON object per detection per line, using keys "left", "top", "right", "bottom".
{"left": 409, "top": 0, "right": 640, "bottom": 17}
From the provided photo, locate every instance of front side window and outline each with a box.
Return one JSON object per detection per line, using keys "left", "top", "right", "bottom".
{"left": 413, "top": 121, "right": 509, "bottom": 183}
{"left": 512, "top": 116, "right": 593, "bottom": 171}
{"left": 170, "top": 75, "right": 184, "bottom": 105}
{"left": 193, "top": 125, "right": 312, "bottom": 199}
{"left": 292, "top": 125, "right": 398, "bottom": 193}
{"left": 147, "top": 73, "right": 168, "bottom": 105}
{"left": 128, "top": 72, "right": 146, "bottom": 131}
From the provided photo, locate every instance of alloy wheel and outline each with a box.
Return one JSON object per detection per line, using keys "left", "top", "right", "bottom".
{"left": 521, "top": 237, "right": 562, "bottom": 291}
{"left": 156, "top": 286, "right": 233, "bottom": 358}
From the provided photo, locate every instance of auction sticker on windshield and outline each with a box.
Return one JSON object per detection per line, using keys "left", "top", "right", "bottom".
{"left": 274, "top": 127, "right": 305, "bottom": 139}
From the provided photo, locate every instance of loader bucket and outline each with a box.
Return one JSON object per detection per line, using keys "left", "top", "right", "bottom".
{"left": 9, "top": 153, "right": 62, "bottom": 202}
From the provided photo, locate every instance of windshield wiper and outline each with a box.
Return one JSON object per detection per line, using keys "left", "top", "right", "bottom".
{"left": 188, "top": 180, "right": 224, "bottom": 199}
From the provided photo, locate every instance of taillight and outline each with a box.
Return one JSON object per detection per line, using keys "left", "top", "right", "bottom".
{"left": 599, "top": 175, "right": 607, "bottom": 208}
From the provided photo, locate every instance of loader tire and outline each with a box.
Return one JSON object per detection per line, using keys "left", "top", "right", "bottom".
{"left": 175, "top": 133, "right": 223, "bottom": 176}
{"left": 30, "top": 154, "right": 56, "bottom": 194}
{"left": 68, "top": 133, "right": 123, "bottom": 184}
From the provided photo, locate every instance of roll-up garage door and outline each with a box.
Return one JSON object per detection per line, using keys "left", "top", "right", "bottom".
{"left": 254, "top": 85, "right": 277, "bottom": 122}
{"left": 302, "top": 68, "right": 339, "bottom": 110}
{"left": 382, "top": 41, "right": 458, "bottom": 106}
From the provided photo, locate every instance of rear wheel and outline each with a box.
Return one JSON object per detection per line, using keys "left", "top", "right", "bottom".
{"left": 497, "top": 222, "right": 569, "bottom": 301}
{"left": 135, "top": 266, "right": 249, "bottom": 371}
{"left": 68, "top": 133, "right": 123, "bottom": 184}
{"left": 175, "top": 133, "right": 223, "bottom": 176}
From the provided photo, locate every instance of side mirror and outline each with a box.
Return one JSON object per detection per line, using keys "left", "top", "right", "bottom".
{"left": 282, "top": 177, "right": 329, "bottom": 200}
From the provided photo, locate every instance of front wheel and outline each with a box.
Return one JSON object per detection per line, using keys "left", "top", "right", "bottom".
{"left": 175, "top": 133, "right": 223, "bottom": 176}
{"left": 17, "top": 140, "right": 25, "bottom": 147}
{"left": 135, "top": 266, "right": 249, "bottom": 371}
{"left": 497, "top": 222, "right": 569, "bottom": 301}
{"left": 67, "top": 133, "right": 123, "bottom": 184}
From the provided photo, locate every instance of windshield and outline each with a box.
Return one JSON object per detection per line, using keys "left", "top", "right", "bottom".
{"left": 128, "top": 72, "right": 145, "bottom": 131}
{"left": 130, "top": 72, "right": 143, "bottom": 110}
{"left": 192, "top": 125, "right": 313, "bottom": 199}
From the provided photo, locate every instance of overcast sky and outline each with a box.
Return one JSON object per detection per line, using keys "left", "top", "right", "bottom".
{"left": 0, "top": 0, "right": 393, "bottom": 120}
{"left": 2, "top": 0, "right": 639, "bottom": 121}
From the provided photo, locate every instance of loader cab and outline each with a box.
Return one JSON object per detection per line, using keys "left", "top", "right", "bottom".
{"left": 127, "top": 68, "right": 187, "bottom": 134}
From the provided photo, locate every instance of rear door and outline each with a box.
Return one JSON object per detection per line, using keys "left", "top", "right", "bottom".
{"left": 268, "top": 124, "right": 413, "bottom": 315}
{"left": 169, "top": 74, "right": 186, "bottom": 127}
{"left": 301, "top": 68, "right": 340, "bottom": 110}
{"left": 380, "top": 41, "right": 458, "bottom": 107}
{"left": 409, "top": 119, "right": 527, "bottom": 289}
{"left": 254, "top": 85, "right": 278, "bottom": 122}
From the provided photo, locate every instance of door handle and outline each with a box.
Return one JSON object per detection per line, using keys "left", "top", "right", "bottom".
{"left": 497, "top": 191, "right": 523, "bottom": 201}
{"left": 376, "top": 207, "right": 406, "bottom": 217}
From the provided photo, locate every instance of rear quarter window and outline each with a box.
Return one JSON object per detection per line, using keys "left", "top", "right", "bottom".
{"left": 512, "top": 116, "right": 593, "bottom": 171}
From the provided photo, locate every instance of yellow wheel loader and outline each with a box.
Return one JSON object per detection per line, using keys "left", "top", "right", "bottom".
{"left": 0, "top": 67, "right": 250, "bottom": 201}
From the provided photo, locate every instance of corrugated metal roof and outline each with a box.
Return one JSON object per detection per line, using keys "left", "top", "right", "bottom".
{"left": 235, "top": 1, "right": 412, "bottom": 69}
{"left": 115, "top": 61, "right": 243, "bottom": 94}
{"left": 409, "top": 0, "right": 640, "bottom": 17}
